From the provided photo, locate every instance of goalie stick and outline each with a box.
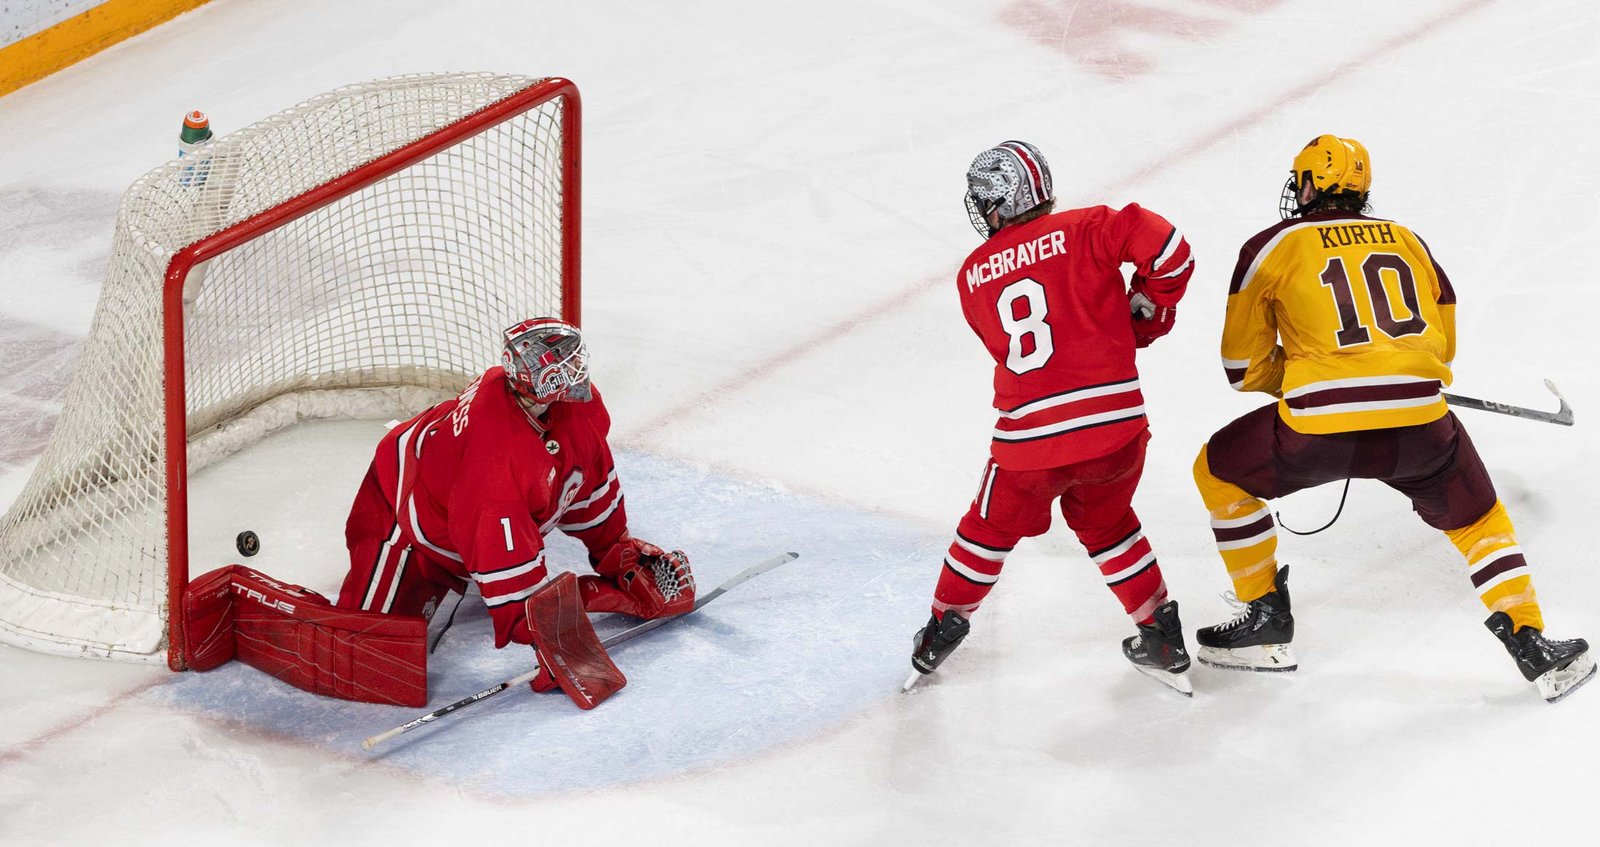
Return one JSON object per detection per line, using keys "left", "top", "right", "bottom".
{"left": 361, "top": 551, "right": 800, "bottom": 750}
{"left": 1444, "top": 379, "right": 1574, "bottom": 426}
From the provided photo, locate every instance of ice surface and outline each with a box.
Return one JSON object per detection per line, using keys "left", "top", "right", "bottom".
{"left": 170, "top": 420, "right": 939, "bottom": 794}
{"left": 3, "top": 0, "right": 1599, "bottom": 844}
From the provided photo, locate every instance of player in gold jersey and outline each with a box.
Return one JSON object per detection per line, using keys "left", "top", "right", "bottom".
{"left": 1190, "top": 135, "right": 1593, "bottom": 702}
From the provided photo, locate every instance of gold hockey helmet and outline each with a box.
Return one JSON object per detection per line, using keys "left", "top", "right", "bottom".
{"left": 1280, "top": 134, "right": 1371, "bottom": 219}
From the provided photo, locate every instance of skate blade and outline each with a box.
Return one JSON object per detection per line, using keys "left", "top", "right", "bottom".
{"left": 1132, "top": 662, "right": 1193, "bottom": 697}
{"left": 1197, "top": 643, "right": 1297, "bottom": 673}
{"left": 901, "top": 670, "right": 928, "bottom": 693}
{"left": 1538, "top": 652, "right": 1596, "bottom": 703}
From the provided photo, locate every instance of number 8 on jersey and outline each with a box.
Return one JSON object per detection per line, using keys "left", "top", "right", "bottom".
{"left": 998, "top": 278, "right": 1053, "bottom": 374}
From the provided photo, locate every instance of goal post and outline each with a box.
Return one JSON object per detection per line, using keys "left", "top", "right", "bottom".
{"left": 0, "top": 73, "right": 581, "bottom": 670}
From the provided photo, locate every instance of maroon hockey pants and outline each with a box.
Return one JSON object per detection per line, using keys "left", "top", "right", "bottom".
{"left": 932, "top": 430, "right": 1168, "bottom": 624}
{"left": 1205, "top": 405, "right": 1496, "bottom": 530}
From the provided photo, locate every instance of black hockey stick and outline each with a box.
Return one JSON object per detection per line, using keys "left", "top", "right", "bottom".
{"left": 1444, "top": 379, "right": 1574, "bottom": 426}
{"left": 361, "top": 551, "right": 800, "bottom": 750}
{"left": 426, "top": 590, "right": 467, "bottom": 654}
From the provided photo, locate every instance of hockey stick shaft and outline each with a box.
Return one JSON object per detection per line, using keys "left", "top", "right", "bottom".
{"left": 594, "top": 550, "right": 799, "bottom": 646}
{"left": 1443, "top": 379, "right": 1574, "bottom": 426}
{"left": 361, "top": 552, "right": 799, "bottom": 750}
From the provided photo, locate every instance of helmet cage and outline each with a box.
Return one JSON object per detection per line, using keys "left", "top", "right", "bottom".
{"left": 966, "top": 191, "right": 999, "bottom": 238}
{"left": 503, "top": 318, "right": 592, "bottom": 404}
{"left": 1279, "top": 174, "right": 1306, "bottom": 220}
{"left": 965, "top": 140, "right": 1052, "bottom": 238}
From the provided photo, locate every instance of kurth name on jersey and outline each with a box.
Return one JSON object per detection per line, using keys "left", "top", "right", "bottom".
{"left": 966, "top": 230, "right": 1068, "bottom": 292}
{"left": 1317, "top": 222, "right": 1395, "bottom": 249}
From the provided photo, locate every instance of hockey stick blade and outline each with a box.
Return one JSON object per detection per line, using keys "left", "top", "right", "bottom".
{"left": 1443, "top": 379, "right": 1574, "bottom": 426}
{"left": 361, "top": 552, "right": 800, "bottom": 750}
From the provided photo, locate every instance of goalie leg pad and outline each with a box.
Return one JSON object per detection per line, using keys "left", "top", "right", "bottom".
{"left": 182, "top": 565, "right": 243, "bottom": 671}
{"left": 184, "top": 565, "right": 429, "bottom": 707}
{"left": 526, "top": 572, "right": 626, "bottom": 709}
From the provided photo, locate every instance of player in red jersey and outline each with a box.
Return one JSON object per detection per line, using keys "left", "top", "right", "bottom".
{"left": 908, "top": 140, "right": 1196, "bottom": 694}
{"left": 181, "top": 318, "right": 694, "bottom": 707}
{"left": 339, "top": 317, "right": 695, "bottom": 647}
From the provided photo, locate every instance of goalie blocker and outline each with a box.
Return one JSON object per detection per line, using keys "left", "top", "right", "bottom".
{"left": 184, "top": 565, "right": 626, "bottom": 710}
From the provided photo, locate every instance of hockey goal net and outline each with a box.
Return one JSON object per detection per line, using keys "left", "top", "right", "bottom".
{"left": 0, "top": 73, "right": 580, "bottom": 670}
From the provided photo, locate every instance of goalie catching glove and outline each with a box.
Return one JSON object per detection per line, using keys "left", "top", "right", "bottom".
{"left": 579, "top": 536, "right": 696, "bottom": 619}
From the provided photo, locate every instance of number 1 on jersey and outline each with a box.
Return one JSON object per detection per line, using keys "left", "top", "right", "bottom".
{"left": 998, "top": 278, "right": 1054, "bottom": 374}
{"left": 500, "top": 516, "right": 515, "bottom": 552}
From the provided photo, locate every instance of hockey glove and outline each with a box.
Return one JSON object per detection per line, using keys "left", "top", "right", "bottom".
{"left": 579, "top": 536, "right": 696, "bottom": 619}
{"left": 1129, "top": 281, "right": 1176, "bottom": 348}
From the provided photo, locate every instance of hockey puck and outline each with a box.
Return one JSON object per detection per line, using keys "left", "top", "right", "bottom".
{"left": 236, "top": 530, "right": 260, "bottom": 558}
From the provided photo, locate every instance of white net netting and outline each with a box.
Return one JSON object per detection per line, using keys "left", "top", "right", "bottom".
{"left": 0, "top": 72, "right": 573, "bottom": 662}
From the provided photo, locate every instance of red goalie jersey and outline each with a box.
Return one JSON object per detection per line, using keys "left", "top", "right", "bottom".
{"left": 957, "top": 204, "right": 1193, "bottom": 470}
{"left": 338, "top": 366, "right": 627, "bottom": 647}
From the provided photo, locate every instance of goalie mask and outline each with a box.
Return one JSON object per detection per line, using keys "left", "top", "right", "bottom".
{"left": 965, "top": 140, "right": 1053, "bottom": 238}
{"left": 503, "top": 318, "right": 592, "bottom": 404}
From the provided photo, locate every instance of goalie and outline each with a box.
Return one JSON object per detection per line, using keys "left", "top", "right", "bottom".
{"left": 183, "top": 318, "right": 695, "bottom": 708}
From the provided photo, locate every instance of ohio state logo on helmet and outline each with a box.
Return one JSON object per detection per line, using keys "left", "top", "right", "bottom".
{"left": 965, "top": 140, "right": 1054, "bottom": 237}
{"left": 502, "top": 317, "right": 592, "bottom": 404}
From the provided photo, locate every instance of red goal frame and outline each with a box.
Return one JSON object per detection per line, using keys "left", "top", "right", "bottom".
{"left": 159, "top": 78, "right": 581, "bottom": 670}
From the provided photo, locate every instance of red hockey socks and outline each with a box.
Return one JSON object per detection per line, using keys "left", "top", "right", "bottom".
{"left": 930, "top": 516, "right": 1015, "bottom": 619}
{"left": 1082, "top": 521, "right": 1167, "bottom": 625}
{"left": 932, "top": 512, "right": 1169, "bottom": 625}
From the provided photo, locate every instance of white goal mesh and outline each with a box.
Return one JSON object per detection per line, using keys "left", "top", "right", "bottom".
{"left": 0, "top": 73, "right": 578, "bottom": 665}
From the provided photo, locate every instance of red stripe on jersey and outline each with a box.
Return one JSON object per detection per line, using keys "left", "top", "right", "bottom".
{"left": 473, "top": 555, "right": 547, "bottom": 608}
{"left": 1151, "top": 238, "right": 1192, "bottom": 279}
{"left": 558, "top": 478, "right": 622, "bottom": 530}
{"left": 994, "top": 382, "right": 1145, "bottom": 443}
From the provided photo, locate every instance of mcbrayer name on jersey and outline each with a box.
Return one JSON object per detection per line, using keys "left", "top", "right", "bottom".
{"left": 965, "top": 230, "right": 1069, "bottom": 292}
{"left": 1317, "top": 222, "right": 1396, "bottom": 250}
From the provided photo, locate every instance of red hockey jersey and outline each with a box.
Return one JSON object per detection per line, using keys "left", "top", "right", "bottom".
{"left": 375, "top": 368, "right": 628, "bottom": 645}
{"left": 957, "top": 204, "right": 1193, "bottom": 470}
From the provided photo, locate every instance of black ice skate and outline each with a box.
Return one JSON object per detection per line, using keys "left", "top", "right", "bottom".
{"left": 1484, "top": 612, "right": 1596, "bottom": 704}
{"left": 903, "top": 611, "right": 971, "bottom": 692}
{"left": 1196, "top": 565, "right": 1297, "bottom": 672}
{"left": 1122, "top": 600, "right": 1192, "bottom": 696}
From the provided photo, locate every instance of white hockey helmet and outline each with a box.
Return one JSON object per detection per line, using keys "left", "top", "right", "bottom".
{"left": 502, "top": 317, "right": 592, "bottom": 404}
{"left": 965, "top": 140, "right": 1053, "bottom": 237}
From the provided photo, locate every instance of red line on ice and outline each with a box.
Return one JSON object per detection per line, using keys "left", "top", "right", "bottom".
{"left": 0, "top": 677, "right": 164, "bottom": 767}
{"left": 627, "top": 0, "right": 1495, "bottom": 443}
{"left": 2, "top": 0, "right": 1497, "bottom": 761}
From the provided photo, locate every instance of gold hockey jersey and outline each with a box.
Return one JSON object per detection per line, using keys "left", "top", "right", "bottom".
{"left": 1221, "top": 211, "right": 1456, "bottom": 434}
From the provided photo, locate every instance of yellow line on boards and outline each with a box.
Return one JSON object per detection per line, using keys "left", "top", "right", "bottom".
{"left": 1, "top": 0, "right": 213, "bottom": 98}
